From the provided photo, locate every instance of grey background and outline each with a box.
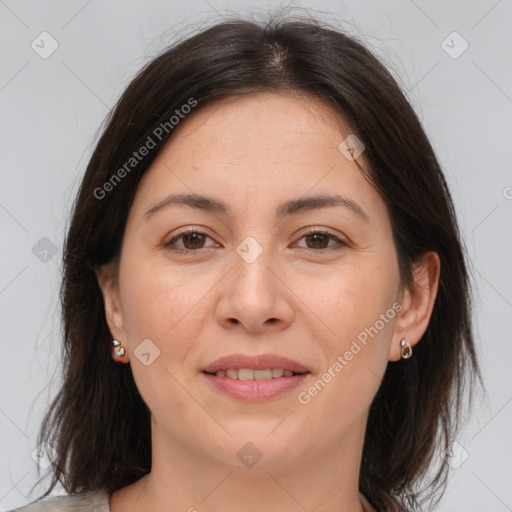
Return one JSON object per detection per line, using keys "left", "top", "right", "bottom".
{"left": 1, "top": 0, "right": 511, "bottom": 510}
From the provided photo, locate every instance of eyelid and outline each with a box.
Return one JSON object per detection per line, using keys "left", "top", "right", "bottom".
{"left": 293, "top": 227, "right": 348, "bottom": 250}
{"left": 298, "top": 226, "right": 345, "bottom": 240}
{"left": 165, "top": 227, "right": 218, "bottom": 251}
{"left": 164, "top": 226, "right": 348, "bottom": 254}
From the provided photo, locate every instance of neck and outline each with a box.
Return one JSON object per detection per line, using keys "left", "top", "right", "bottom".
{"left": 112, "top": 416, "right": 371, "bottom": 512}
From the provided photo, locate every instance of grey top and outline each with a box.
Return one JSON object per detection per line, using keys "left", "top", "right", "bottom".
{"left": 10, "top": 490, "right": 110, "bottom": 512}
{"left": 10, "top": 488, "right": 377, "bottom": 511}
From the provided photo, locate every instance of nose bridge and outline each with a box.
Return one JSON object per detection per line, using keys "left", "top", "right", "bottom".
{"left": 215, "top": 233, "right": 294, "bottom": 332}
{"left": 232, "top": 234, "right": 276, "bottom": 300}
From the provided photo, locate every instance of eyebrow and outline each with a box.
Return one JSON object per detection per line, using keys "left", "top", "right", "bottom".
{"left": 144, "top": 193, "right": 369, "bottom": 221}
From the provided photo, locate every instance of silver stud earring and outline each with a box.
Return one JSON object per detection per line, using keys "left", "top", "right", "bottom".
{"left": 400, "top": 338, "right": 412, "bottom": 359}
{"left": 112, "top": 339, "right": 126, "bottom": 359}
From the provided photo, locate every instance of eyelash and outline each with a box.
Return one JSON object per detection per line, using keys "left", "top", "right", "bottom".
{"left": 165, "top": 227, "right": 347, "bottom": 255}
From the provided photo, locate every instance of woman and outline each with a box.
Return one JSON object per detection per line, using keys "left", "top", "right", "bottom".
{"left": 12, "top": 14, "right": 479, "bottom": 512}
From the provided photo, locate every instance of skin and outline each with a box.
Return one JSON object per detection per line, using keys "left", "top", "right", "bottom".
{"left": 97, "top": 92, "right": 440, "bottom": 512}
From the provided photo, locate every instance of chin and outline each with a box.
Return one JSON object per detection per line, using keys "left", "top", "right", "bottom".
{"left": 201, "top": 426, "right": 307, "bottom": 470}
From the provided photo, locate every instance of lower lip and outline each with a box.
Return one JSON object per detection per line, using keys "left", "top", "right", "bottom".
{"left": 202, "top": 372, "right": 309, "bottom": 401}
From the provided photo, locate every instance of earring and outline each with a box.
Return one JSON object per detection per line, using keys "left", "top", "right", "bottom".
{"left": 111, "top": 339, "right": 126, "bottom": 361}
{"left": 400, "top": 338, "right": 412, "bottom": 359}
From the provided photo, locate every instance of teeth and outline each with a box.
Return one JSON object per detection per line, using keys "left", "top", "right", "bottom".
{"left": 214, "top": 368, "right": 301, "bottom": 380}
{"left": 238, "top": 368, "right": 254, "bottom": 381}
{"left": 254, "top": 369, "right": 273, "bottom": 381}
{"left": 226, "top": 368, "right": 238, "bottom": 379}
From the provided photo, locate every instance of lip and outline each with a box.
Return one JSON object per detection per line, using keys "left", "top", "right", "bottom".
{"left": 202, "top": 372, "right": 309, "bottom": 401}
{"left": 201, "top": 353, "right": 310, "bottom": 402}
{"left": 201, "top": 354, "right": 310, "bottom": 374}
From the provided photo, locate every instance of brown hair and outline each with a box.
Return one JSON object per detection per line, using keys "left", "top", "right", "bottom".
{"left": 35, "top": 14, "right": 480, "bottom": 511}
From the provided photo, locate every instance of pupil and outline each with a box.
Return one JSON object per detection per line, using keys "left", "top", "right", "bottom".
{"left": 186, "top": 233, "right": 204, "bottom": 248}
{"left": 309, "top": 234, "right": 327, "bottom": 248}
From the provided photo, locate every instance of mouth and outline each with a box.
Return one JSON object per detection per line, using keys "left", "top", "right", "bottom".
{"left": 203, "top": 368, "right": 308, "bottom": 380}
{"left": 201, "top": 354, "right": 311, "bottom": 401}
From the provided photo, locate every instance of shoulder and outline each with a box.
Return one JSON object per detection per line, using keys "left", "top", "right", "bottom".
{"left": 9, "top": 490, "right": 110, "bottom": 512}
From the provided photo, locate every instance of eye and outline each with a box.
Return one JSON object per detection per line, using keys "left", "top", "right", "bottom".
{"left": 165, "top": 228, "right": 217, "bottom": 253}
{"left": 295, "top": 229, "right": 347, "bottom": 252}
{"left": 164, "top": 228, "right": 347, "bottom": 255}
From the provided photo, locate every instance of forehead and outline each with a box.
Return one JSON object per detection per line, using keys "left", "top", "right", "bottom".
{"left": 128, "top": 92, "right": 388, "bottom": 225}
{"left": 170, "top": 91, "right": 350, "bottom": 156}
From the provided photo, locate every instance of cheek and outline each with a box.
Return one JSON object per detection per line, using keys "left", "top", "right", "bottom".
{"left": 301, "top": 255, "right": 399, "bottom": 347}
{"left": 281, "top": 260, "right": 400, "bottom": 451}
{"left": 299, "top": 258, "right": 398, "bottom": 403}
{"left": 119, "top": 253, "right": 207, "bottom": 339}
{"left": 117, "top": 253, "right": 214, "bottom": 421}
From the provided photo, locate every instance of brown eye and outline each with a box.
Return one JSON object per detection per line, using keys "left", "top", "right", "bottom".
{"left": 304, "top": 233, "right": 330, "bottom": 249}
{"left": 181, "top": 232, "right": 207, "bottom": 249}
{"left": 165, "top": 228, "right": 345, "bottom": 254}
{"left": 166, "top": 230, "right": 216, "bottom": 252}
{"left": 296, "top": 230, "right": 346, "bottom": 252}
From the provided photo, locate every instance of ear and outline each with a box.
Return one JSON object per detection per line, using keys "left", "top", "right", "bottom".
{"left": 389, "top": 251, "right": 441, "bottom": 361}
{"left": 95, "top": 263, "right": 127, "bottom": 346}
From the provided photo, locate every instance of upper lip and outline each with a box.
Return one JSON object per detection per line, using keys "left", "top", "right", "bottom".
{"left": 202, "top": 354, "right": 310, "bottom": 373}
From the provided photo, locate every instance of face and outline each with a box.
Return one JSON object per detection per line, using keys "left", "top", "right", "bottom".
{"left": 102, "top": 92, "right": 407, "bottom": 470}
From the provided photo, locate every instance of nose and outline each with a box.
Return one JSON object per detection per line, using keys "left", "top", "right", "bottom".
{"left": 214, "top": 244, "right": 295, "bottom": 334}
